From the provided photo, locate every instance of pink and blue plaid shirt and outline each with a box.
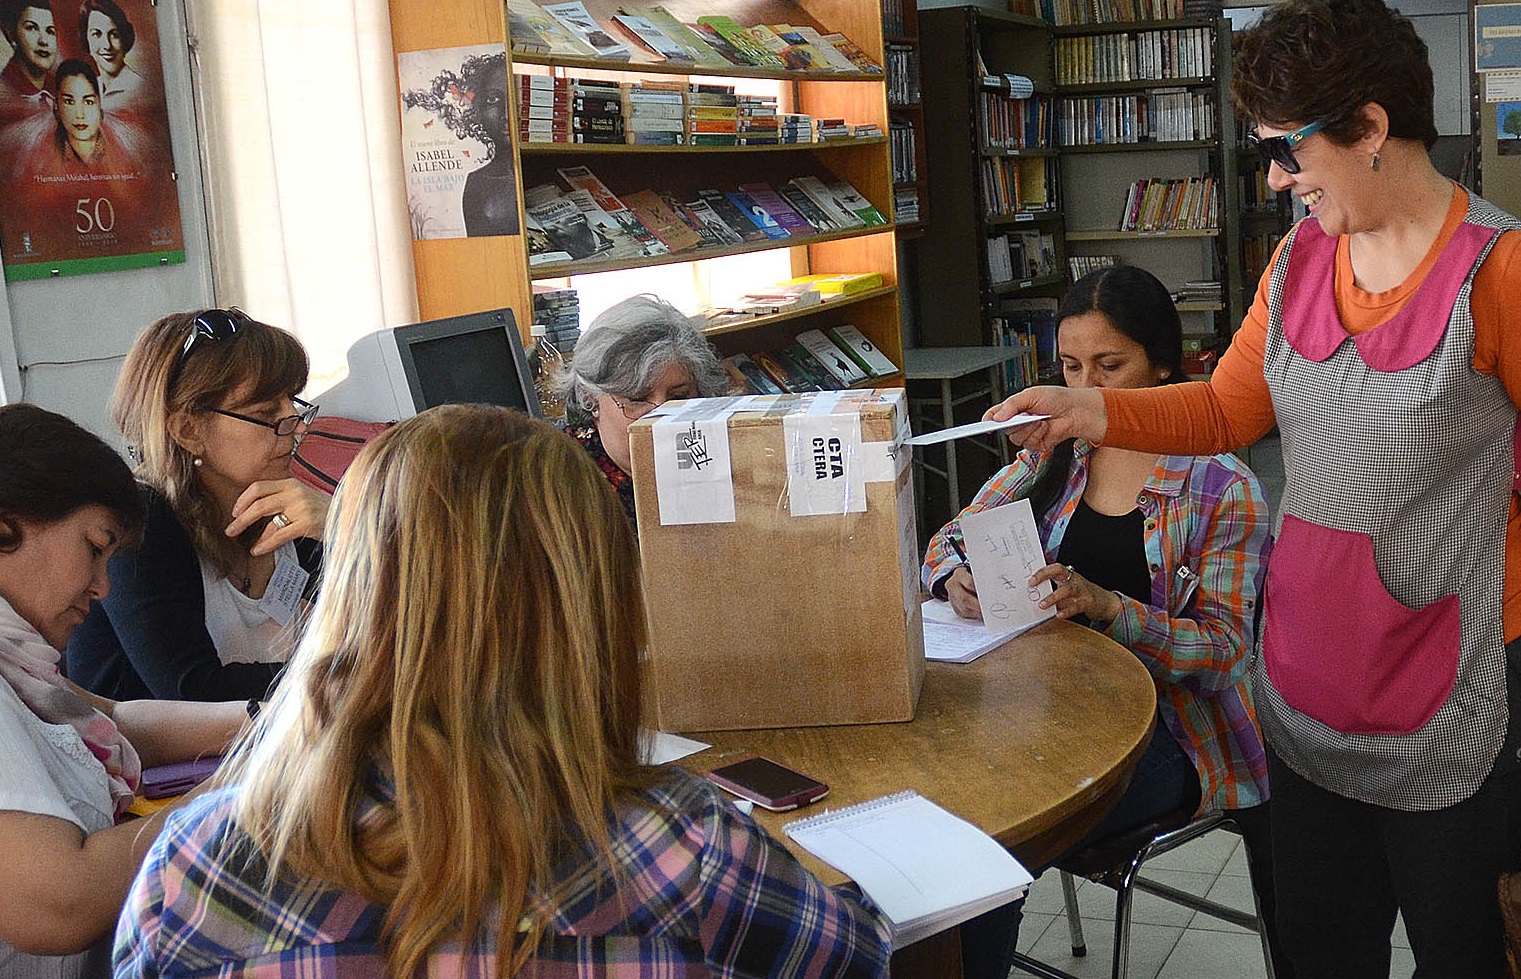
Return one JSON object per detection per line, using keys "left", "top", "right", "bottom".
{"left": 923, "top": 442, "right": 1272, "bottom": 813}
{"left": 114, "top": 768, "right": 890, "bottom": 978}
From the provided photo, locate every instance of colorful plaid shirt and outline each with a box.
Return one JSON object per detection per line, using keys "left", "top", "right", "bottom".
{"left": 114, "top": 769, "right": 890, "bottom": 978}
{"left": 922, "top": 442, "right": 1272, "bottom": 813}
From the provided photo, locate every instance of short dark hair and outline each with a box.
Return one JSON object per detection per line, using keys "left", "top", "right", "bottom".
{"left": 0, "top": 0, "right": 50, "bottom": 44}
{"left": 52, "top": 57, "right": 97, "bottom": 97}
{"left": 1233, "top": 0, "right": 1437, "bottom": 149}
{"left": 0, "top": 403, "right": 144, "bottom": 552}
{"left": 78, "top": 0, "right": 134, "bottom": 55}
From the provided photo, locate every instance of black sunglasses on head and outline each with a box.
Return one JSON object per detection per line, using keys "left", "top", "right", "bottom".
{"left": 166, "top": 307, "right": 251, "bottom": 392}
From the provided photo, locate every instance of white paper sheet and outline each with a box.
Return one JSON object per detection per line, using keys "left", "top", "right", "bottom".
{"left": 958, "top": 499, "right": 1056, "bottom": 635}
{"left": 920, "top": 599, "right": 1041, "bottom": 663}
{"left": 906, "top": 414, "right": 1048, "bottom": 446}
{"left": 639, "top": 730, "right": 710, "bottom": 765}
{"left": 782, "top": 411, "right": 868, "bottom": 516}
{"left": 651, "top": 404, "right": 737, "bottom": 525}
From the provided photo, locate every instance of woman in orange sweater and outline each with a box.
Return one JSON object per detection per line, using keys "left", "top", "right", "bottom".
{"left": 991, "top": 0, "right": 1521, "bottom": 975}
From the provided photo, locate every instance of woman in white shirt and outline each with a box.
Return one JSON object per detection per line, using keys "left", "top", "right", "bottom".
{"left": 0, "top": 403, "right": 245, "bottom": 978}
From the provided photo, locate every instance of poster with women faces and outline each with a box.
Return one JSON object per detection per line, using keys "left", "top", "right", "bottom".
{"left": 397, "top": 44, "right": 521, "bottom": 241}
{"left": 0, "top": 0, "right": 184, "bottom": 279}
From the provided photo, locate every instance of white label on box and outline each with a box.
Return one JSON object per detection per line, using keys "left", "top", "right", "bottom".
{"left": 651, "top": 413, "right": 736, "bottom": 525}
{"left": 958, "top": 499, "right": 1056, "bottom": 635}
{"left": 783, "top": 412, "right": 867, "bottom": 516}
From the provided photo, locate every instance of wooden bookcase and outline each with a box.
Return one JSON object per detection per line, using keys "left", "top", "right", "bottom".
{"left": 387, "top": 0, "right": 904, "bottom": 379}
{"left": 1053, "top": 17, "right": 1243, "bottom": 358}
{"left": 916, "top": 7, "right": 1062, "bottom": 348}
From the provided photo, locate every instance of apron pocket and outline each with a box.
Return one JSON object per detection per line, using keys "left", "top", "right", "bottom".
{"left": 1263, "top": 514, "right": 1460, "bottom": 736}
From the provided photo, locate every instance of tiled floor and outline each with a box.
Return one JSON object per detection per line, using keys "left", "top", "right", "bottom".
{"left": 1011, "top": 827, "right": 1418, "bottom": 978}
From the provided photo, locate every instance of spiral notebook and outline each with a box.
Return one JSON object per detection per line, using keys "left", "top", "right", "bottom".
{"left": 784, "top": 790, "right": 1033, "bottom": 947}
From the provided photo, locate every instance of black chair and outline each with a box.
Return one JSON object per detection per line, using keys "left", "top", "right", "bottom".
{"left": 1009, "top": 811, "right": 1276, "bottom": 979}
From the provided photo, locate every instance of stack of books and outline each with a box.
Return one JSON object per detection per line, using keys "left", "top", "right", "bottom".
{"left": 779, "top": 113, "right": 814, "bottom": 144}
{"left": 1172, "top": 280, "right": 1222, "bottom": 304}
{"left": 894, "top": 187, "right": 920, "bottom": 225}
{"left": 687, "top": 84, "right": 739, "bottom": 146}
{"left": 627, "top": 82, "right": 685, "bottom": 146}
{"left": 531, "top": 286, "right": 581, "bottom": 356}
{"left": 736, "top": 94, "right": 780, "bottom": 145}
{"left": 853, "top": 123, "right": 884, "bottom": 139}
{"left": 515, "top": 76, "right": 625, "bottom": 144}
{"left": 722, "top": 325, "right": 899, "bottom": 395}
{"left": 815, "top": 117, "right": 852, "bottom": 141}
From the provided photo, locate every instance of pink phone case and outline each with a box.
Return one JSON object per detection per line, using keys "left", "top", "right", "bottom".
{"left": 705, "top": 756, "right": 830, "bottom": 812}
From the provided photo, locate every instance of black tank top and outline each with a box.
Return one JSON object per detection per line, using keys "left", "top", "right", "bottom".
{"left": 1056, "top": 498, "right": 1152, "bottom": 604}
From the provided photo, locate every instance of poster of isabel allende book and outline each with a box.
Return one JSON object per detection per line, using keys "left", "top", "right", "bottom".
{"left": 398, "top": 44, "right": 520, "bottom": 240}
{"left": 0, "top": 0, "right": 184, "bottom": 280}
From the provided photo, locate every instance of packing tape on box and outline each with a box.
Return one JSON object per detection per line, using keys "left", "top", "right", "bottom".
{"left": 783, "top": 411, "right": 869, "bottom": 516}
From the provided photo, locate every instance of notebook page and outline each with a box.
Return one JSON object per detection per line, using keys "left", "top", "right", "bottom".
{"left": 785, "top": 791, "right": 1032, "bottom": 940}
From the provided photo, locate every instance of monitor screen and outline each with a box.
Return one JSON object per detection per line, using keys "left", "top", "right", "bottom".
{"left": 392, "top": 309, "right": 540, "bottom": 418}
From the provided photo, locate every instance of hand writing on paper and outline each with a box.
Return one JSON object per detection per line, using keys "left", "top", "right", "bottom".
{"left": 946, "top": 565, "right": 982, "bottom": 620}
{"left": 1031, "top": 563, "right": 1123, "bottom": 627}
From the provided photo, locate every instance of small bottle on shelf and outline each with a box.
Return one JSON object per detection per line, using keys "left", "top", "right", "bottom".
{"left": 529, "top": 324, "right": 566, "bottom": 420}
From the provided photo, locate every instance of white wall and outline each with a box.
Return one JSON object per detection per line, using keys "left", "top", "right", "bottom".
{"left": 0, "top": 0, "right": 213, "bottom": 444}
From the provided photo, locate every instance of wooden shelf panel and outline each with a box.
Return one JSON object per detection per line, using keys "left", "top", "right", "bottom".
{"left": 1066, "top": 228, "right": 1218, "bottom": 240}
{"left": 700, "top": 285, "right": 897, "bottom": 337}
{"left": 529, "top": 225, "right": 895, "bottom": 279}
{"left": 1054, "top": 77, "right": 1213, "bottom": 95}
{"left": 518, "top": 137, "right": 886, "bottom": 155}
{"left": 1059, "top": 139, "right": 1215, "bottom": 153}
{"left": 988, "top": 273, "right": 1065, "bottom": 295}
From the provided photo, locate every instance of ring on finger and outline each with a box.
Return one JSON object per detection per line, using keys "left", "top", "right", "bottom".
{"left": 1063, "top": 564, "right": 1076, "bottom": 584}
{"left": 270, "top": 512, "right": 291, "bottom": 530}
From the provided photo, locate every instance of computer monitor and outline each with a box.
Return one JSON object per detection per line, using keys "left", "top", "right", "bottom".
{"left": 316, "top": 308, "right": 541, "bottom": 423}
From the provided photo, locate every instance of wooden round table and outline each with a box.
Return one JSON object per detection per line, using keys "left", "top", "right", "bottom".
{"left": 683, "top": 617, "right": 1158, "bottom": 882}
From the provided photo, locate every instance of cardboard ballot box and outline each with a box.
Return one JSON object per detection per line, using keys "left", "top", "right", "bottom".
{"left": 629, "top": 389, "right": 925, "bottom": 732}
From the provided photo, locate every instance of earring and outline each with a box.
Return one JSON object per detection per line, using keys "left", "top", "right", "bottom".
{"left": 192, "top": 456, "right": 203, "bottom": 467}
{"left": 1371, "top": 153, "right": 1381, "bottom": 172}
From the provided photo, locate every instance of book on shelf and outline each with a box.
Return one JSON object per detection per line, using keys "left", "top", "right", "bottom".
{"left": 659, "top": 192, "right": 721, "bottom": 248}
{"left": 611, "top": 12, "right": 696, "bottom": 62}
{"left": 782, "top": 272, "right": 884, "bottom": 297}
{"left": 524, "top": 210, "right": 573, "bottom": 266}
{"left": 796, "top": 328, "right": 869, "bottom": 384}
{"left": 524, "top": 185, "right": 615, "bottom": 262}
{"left": 784, "top": 790, "right": 1034, "bottom": 948}
{"left": 542, "top": 1, "right": 633, "bottom": 59}
{"left": 695, "top": 15, "right": 785, "bottom": 68}
{"left": 827, "top": 324, "right": 898, "bottom": 377}
{"left": 738, "top": 183, "right": 816, "bottom": 237}
{"left": 1069, "top": 254, "right": 1120, "bottom": 280}
{"left": 825, "top": 180, "right": 888, "bottom": 227}
{"left": 681, "top": 196, "right": 747, "bottom": 246}
{"left": 778, "top": 185, "right": 842, "bottom": 233}
{"left": 820, "top": 32, "right": 882, "bottom": 73}
{"left": 561, "top": 188, "right": 646, "bottom": 259}
{"left": 750, "top": 349, "right": 820, "bottom": 392}
{"left": 621, "top": 189, "right": 704, "bottom": 252}
{"left": 780, "top": 343, "right": 845, "bottom": 389}
{"left": 774, "top": 25, "right": 856, "bottom": 72}
{"left": 742, "top": 22, "right": 818, "bottom": 70}
{"left": 787, "top": 176, "right": 865, "bottom": 230}
{"left": 726, "top": 282, "right": 823, "bottom": 315}
{"left": 684, "top": 21, "right": 753, "bottom": 67}
{"left": 620, "top": 6, "right": 734, "bottom": 69}
{"left": 507, "top": 0, "right": 597, "bottom": 57}
{"left": 557, "top": 166, "right": 666, "bottom": 256}
{"left": 695, "top": 189, "right": 769, "bottom": 243}
{"left": 722, "top": 353, "right": 786, "bottom": 394}
{"left": 725, "top": 190, "right": 792, "bottom": 240}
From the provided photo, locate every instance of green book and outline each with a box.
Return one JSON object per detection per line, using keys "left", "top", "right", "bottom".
{"left": 695, "top": 15, "right": 785, "bottom": 68}
{"left": 623, "top": 6, "right": 732, "bottom": 69}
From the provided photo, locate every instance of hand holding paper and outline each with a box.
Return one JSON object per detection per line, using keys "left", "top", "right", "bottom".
{"left": 958, "top": 499, "right": 1055, "bottom": 635}
{"left": 984, "top": 385, "right": 1109, "bottom": 452}
{"left": 906, "top": 414, "right": 1048, "bottom": 446}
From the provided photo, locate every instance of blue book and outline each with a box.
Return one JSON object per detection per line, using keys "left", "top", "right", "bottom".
{"left": 725, "top": 191, "right": 792, "bottom": 240}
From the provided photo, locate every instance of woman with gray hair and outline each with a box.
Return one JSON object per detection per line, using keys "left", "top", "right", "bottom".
{"left": 554, "top": 295, "right": 729, "bottom": 530}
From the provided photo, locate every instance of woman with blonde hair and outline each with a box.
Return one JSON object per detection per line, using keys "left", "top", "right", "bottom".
{"left": 68, "top": 308, "right": 326, "bottom": 703}
{"left": 116, "top": 405, "right": 889, "bottom": 977}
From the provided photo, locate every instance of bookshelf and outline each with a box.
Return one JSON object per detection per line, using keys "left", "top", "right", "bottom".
{"left": 883, "top": 0, "right": 925, "bottom": 233}
{"left": 386, "top": 0, "right": 905, "bottom": 385}
{"left": 916, "top": 6, "right": 1061, "bottom": 349}
{"left": 1053, "top": 16, "right": 1243, "bottom": 368}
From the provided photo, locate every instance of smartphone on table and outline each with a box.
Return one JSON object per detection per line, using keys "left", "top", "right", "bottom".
{"left": 705, "top": 756, "right": 830, "bottom": 812}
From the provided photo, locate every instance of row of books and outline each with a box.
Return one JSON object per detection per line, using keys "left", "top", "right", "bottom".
{"left": 531, "top": 285, "right": 582, "bottom": 349}
{"left": 979, "top": 92, "right": 1053, "bottom": 151}
{"left": 1057, "top": 90, "right": 1216, "bottom": 145}
{"left": 523, "top": 165, "right": 888, "bottom": 267}
{"left": 1172, "top": 279, "right": 1222, "bottom": 304}
{"left": 1037, "top": 0, "right": 1191, "bottom": 27}
{"left": 980, "top": 156, "right": 1057, "bottom": 217}
{"left": 1117, "top": 176, "right": 1218, "bottom": 232}
{"left": 993, "top": 297, "right": 1060, "bottom": 392}
{"left": 1054, "top": 29, "right": 1215, "bottom": 86}
{"left": 703, "top": 272, "right": 886, "bottom": 325}
{"left": 894, "top": 186, "right": 921, "bottom": 225}
{"left": 880, "top": 0, "right": 912, "bottom": 37}
{"left": 723, "top": 326, "right": 900, "bottom": 395}
{"left": 517, "top": 76, "right": 626, "bottom": 144}
{"left": 505, "top": 0, "right": 882, "bottom": 74}
{"left": 987, "top": 230, "right": 1059, "bottom": 285}
{"left": 886, "top": 45, "right": 921, "bottom": 105}
{"left": 1067, "top": 254, "right": 1119, "bottom": 280}
{"left": 889, "top": 118, "right": 917, "bottom": 185}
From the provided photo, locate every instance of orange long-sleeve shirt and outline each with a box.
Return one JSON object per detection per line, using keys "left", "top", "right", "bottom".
{"left": 1102, "top": 186, "right": 1521, "bottom": 639}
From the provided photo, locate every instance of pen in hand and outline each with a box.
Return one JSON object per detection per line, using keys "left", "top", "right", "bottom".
{"left": 949, "top": 535, "right": 972, "bottom": 571}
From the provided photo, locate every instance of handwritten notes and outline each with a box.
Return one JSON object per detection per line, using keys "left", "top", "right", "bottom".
{"left": 958, "top": 499, "right": 1055, "bottom": 635}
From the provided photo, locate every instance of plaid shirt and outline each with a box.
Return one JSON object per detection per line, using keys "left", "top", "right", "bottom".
{"left": 114, "top": 769, "right": 890, "bottom": 978}
{"left": 923, "top": 442, "right": 1272, "bottom": 813}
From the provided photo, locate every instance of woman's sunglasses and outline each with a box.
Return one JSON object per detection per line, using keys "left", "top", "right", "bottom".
{"left": 1246, "top": 119, "right": 1326, "bottom": 175}
{"left": 165, "top": 307, "right": 251, "bottom": 392}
